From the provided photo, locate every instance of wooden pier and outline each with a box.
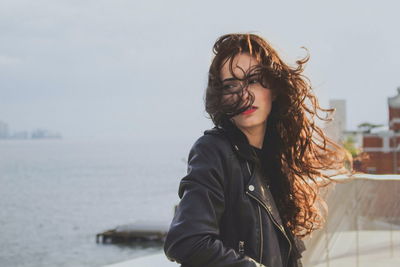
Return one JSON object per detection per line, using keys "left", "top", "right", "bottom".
{"left": 96, "top": 220, "right": 169, "bottom": 243}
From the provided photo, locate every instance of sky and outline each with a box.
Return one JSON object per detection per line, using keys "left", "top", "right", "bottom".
{"left": 1, "top": 0, "right": 399, "bottom": 143}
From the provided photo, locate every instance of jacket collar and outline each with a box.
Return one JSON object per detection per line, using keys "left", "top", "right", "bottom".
{"left": 204, "top": 118, "right": 258, "bottom": 162}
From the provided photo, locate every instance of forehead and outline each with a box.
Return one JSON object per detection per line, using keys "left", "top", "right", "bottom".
{"left": 220, "top": 52, "right": 259, "bottom": 80}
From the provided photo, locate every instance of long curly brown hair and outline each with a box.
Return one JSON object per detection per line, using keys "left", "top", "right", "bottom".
{"left": 204, "top": 33, "right": 353, "bottom": 238}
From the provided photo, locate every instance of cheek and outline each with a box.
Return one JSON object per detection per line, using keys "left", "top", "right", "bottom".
{"left": 222, "top": 93, "right": 238, "bottom": 106}
{"left": 257, "top": 89, "right": 274, "bottom": 106}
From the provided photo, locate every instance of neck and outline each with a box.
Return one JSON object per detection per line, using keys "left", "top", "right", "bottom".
{"left": 236, "top": 123, "right": 266, "bottom": 149}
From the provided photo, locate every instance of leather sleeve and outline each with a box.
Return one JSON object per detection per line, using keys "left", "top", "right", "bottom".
{"left": 163, "top": 135, "right": 265, "bottom": 267}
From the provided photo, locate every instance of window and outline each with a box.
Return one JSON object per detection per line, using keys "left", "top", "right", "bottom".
{"left": 366, "top": 167, "right": 377, "bottom": 174}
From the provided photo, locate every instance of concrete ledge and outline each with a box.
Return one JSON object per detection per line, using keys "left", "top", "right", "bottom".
{"left": 104, "top": 252, "right": 177, "bottom": 267}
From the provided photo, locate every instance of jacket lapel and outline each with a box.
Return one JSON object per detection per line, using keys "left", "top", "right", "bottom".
{"left": 245, "top": 163, "right": 284, "bottom": 227}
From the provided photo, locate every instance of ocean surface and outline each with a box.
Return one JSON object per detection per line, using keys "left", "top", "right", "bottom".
{"left": 0, "top": 138, "right": 193, "bottom": 267}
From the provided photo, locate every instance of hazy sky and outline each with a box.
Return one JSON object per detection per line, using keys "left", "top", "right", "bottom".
{"left": 1, "top": 0, "right": 399, "bottom": 143}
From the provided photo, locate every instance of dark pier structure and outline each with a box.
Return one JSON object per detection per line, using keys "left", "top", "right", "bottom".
{"left": 96, "top": 220, "right": 169, "bottom": 243}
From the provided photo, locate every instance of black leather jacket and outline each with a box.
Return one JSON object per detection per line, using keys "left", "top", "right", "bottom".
{"left": 164, "top": 120, "right": 306, "bottom": 267}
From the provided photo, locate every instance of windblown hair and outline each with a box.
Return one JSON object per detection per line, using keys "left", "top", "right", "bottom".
{"left": 204, "top": 33, "right": 353, "bottom": 238}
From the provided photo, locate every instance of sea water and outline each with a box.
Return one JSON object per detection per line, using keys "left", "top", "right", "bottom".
{"left": 0, "top": 138, "right": 191, "bottom": 267}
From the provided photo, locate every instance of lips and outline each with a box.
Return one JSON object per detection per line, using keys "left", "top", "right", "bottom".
{"left": 241, "top": 106, "right": 258, "bottom": 115}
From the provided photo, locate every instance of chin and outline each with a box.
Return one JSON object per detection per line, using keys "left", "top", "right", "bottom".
{"left": 235, "top": 119, "right": 265, "bottom": 129}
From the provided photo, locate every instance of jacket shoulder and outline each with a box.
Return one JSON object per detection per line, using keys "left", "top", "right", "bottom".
{"left": 190, "top": 127, "right": 231, "bottom": 155}
{"left": 179, "top": 128, "right": 231, "bottom": 199}
{"left": 203, "top": 126, "right": 224, "bottom": 136}
{"left": 185, "top": 127, "right": 234, "bottom": 170}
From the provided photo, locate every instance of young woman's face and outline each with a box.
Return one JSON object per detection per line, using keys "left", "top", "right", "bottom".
{"left": 220, "top": 52, "right": 275, "bottom": 131}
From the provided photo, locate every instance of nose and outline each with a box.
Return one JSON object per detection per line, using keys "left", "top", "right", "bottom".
{"left": 239, "top": 88, "right": 253, "bottom": 109}
{"left": 241, "top": 86, "right": 254, "bottom": 102}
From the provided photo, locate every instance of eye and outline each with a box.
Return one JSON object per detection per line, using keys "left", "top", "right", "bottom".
{"left": 222, "top": 81, "right": 241, "bottom": 91}
{"left": 249, "top": 78, "right": 259, "bottom": 85}
{"left": 222, "top": 84, "right": 234, "bottom": 90}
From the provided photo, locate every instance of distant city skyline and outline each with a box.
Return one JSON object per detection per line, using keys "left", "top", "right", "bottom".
{"left": 0, "top": 120, "right": 62, "bottom": 139}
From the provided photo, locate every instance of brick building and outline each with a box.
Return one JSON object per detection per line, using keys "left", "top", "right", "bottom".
{"left": 362, "top": 87, "right": 400, "bottom": 174}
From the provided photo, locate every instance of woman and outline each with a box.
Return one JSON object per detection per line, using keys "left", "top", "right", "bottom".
{"left": 164, "top": 33, "right": 350, "bottom": 267}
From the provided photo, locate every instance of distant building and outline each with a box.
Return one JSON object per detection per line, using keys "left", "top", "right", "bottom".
{"left": 0, "top": 121, "right": 9, "bottom": 139}
{"left": 322, "top": 99, "right": 368, "bottom": 172}
{"left": 0, "top": 121, "right": 62, "bottom": 140}
{"left": 10, "top": 131, "right": 29, "bottom": 139}
{"left": 362, "top": 87, "right": 400, "bottom": 174}
{"left": 31, "top": 128, "right": 62, "bottom": 139}
{"left": 324, "top": 99, "right": 347, "bottom": 143}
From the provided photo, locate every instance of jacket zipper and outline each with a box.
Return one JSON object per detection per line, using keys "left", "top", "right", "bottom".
{"left": 246, "top": 160, "right": 292, "bottom": 267}
{"left": 257, "top": 205, "right": 263, "bottom": 264}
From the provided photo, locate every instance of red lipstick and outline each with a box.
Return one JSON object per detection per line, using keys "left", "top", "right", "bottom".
{"left": 241, "top": 106, "right": 258, "bottom": 115}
